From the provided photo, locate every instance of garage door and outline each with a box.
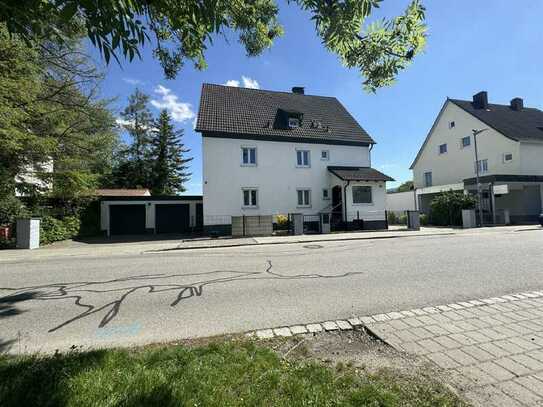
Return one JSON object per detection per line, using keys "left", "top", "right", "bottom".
{"left": 156, "top": 204, "right": 190, "bottom": 234}
{"left": 110, "top": 205, "right": 146, "bottom": 235}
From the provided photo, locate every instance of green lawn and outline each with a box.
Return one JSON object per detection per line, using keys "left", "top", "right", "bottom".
{"left": 0, "top": 341, "right": 466, "bottom": 406}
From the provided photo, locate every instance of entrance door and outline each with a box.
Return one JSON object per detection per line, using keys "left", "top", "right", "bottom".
{"left": 331, "top": 185, "right": 343, "bottom": 224}
{"left": 155, "top": 204, "right": 190, "bottom": 234}
{"left": 110, "top": 205, "right": 146, "bottom": 235}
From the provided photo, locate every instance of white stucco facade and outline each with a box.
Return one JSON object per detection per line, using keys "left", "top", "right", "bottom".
{"left": 202, "top": 136, "right": 386, "bottom": 226}
{"left": 412, "top": 101, "right": 521, "bottom": 189}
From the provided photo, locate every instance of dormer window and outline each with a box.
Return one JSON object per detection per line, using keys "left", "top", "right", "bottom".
{"left": 288, "top": 117, "right": 300, "bottom": 128}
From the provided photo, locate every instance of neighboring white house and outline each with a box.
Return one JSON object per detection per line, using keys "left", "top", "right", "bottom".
{"left": 411, "top": 91, "right": 543, "bottom": 224}
{"left": 195, "top": 84, "right": 394, "bottom": 235}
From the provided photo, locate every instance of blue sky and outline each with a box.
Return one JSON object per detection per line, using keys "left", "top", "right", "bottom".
{"left": 92, "top": 0, "right": 543, "bottom": 194}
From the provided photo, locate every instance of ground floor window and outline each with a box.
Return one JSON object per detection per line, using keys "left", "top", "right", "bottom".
{"left": 242, "top": 189, "right": 258, "bottom": 207}
{"left": 352, "top": 186, "right": 372, "bottom": 204}
{"left": 297, "top": 189, "right": 311, "bottom": 207}
{"left": 322, "top": 188, "right": 330, "bottom": 200}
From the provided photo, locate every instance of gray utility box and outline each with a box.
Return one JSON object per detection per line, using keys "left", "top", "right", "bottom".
{"left": 406, "top": 211, "right": 420, "bottom": 231}
{"left": 462, "top": 209, "right": 476, "bottom": 229}
{"left": 16, "top": 218, "right": 41, "bottom": 249}
{"left": 291, "top": 213, "right": 304, "bottom": 235}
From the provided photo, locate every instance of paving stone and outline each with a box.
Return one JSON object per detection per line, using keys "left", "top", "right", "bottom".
{"left": 515, "top": 375, "right": 543, "bottom": 397}
{"left": 493, "top": 339, "right": 524, "bottom": 355}
{"left": 418, "top": 338, "right": 446, "bottom": 353}
{"left": 360, "top": 316, "right": 375, "bottom": 325}
{"left": 394, "top": 329, "right": 421, "bottom": 343}
{"left": 372, "top": 314, "right": 390, "bottom": 322}
{"left": 479, "top": 342, "right": 512, "bottom": 358}
{"left": 440, "top": 322, "right": 465, "bottom": 334}
{"left": 421, "top": 306, "right": 440, "bottom": 314}
{"left": 457, "top": 364, "right": 497, "bottom": 385}
{"left": 477, "top": 327, "right": 508, "bottom": 341}
{"left": 496, "top": 380, "right": 542, "bottom": 406}
{"left": 347, "top": 317, "right": 362, "bottom": 327}
{"left": 508, "top": 336, "right": 541, "bottom": 351}
{"left": 403, "top": 317, "right": 425, "bottom": 328}
{"left": 492, "top": 325, "right": 518, "bottom": 338}
{"left": 407, "top": 327, "right": 433, "bottom": 340}
{"left": 469, "top": 300, "right": 486, "bottom": 306}
{"left": 510, "top": 353, "right": 543, "bottom": 371}
{"left": 448, "top": 333, "right": 480, "bottom": 346}
{"left": 465, "top": 385, "right": 524, "bottom": 407}
{"left": 425, "top": 324, "right": 450, "bottom": 336}
{"left": 463, "top": 330, "right": 492, "bottom": 344}
{"left": 306, "top": 323, "right": 323, "bottom": 333}
{"left": 289, "top": 325, "right": 308, "bottom": 335}
{"left": 448, "top": 303, "right": 465, "bottom": 310}
{"left": 386, "top": 311, "right": 404, "bottom": 320}
{"left": 416, "top": 315, "right": 436, "bottom": 325}
{"left": 400, "top": 310, "right": 416, "bottom": 317}
{"left": 453, "top": 320, "right": 478, "bottom": 331}
{"left": 495, "top": 357, "right": 533, "bottom": 376}
{"left": 442, "top": 311, "right": 464, "bottom": 321}
{"left": 256, "top": 329, "right": 274, "bottom": 339}
{"left": 458, "top": 301, "right": 476, "bottom": 308}
{"left": 410, "top": 308, "right": 427, "bottom": 316}
{"left": 388, "top": 319, "right": 410, "bottom": 330}
{"left": 461, "top": 345, "right": 495, "bottom": 362}
{"left": 426, "top": 352, "right": 460, "bottom": 369}
{"left": 436, "top": 305, "right": 453, "bottom": 312}
{"left": 478, "top": 361, "right": 516, "bottom": 381}
{"left": 322, "top": 321, "right": 339, "bottom": 331}
{"left": 274, "top": 327, "right": 292, "bottom": 337}
{"left": 400, "top": 341, "right": 427, "bottom": 355}
{"left": 336, "top": 320, "right": 352, "bottom": 330}
{"left": 433, "top": 335, "right": 462, "bottom": 349}
{"left": 444, "top": 348, "right": 478, "bottom": 366}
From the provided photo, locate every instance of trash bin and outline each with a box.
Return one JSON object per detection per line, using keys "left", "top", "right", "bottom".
{"left": 16, "top": 218, "right": 40, "bottom": 249}
{"left": 462, "top": 209, "right": 477, "bottom": 229}
{"left": 406, "top": 211, "right": 420, "bottom": 231}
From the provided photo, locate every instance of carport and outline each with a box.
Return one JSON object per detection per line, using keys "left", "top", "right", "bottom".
{"left": 100, "top": 196, "right": 203, "bottom": 237}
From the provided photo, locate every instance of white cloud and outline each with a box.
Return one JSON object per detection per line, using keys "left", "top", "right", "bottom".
{"left": 242, "top": 76, "right": 260, "bottom": 89}
{"left": 224, "top": 76, "right": 260, "bottom": 89}
{"left": 115, "top": 117, "right": 133, "bottom": 128}
{"left": 150, "top": 85, "right": 195, "bottom": 123}
{"left": 122, "top": 77, "right": 144, "bottom": 85}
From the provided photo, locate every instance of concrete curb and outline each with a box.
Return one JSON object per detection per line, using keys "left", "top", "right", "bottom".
{"left": 247, "top": 289, "right": 543, "bottom": 341}
{"left": 146, "top": 231, "right": 456, "bottom": 253}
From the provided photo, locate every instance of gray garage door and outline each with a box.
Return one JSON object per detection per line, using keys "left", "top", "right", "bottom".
{"left": 155, "top": 204, "right": 190, "bottom": 234}
{"left": 110, "top": 205, "right": 146, "bottom": 235}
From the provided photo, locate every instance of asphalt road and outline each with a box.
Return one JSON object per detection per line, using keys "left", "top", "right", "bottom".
{"left": 1, "top": 229, "right": 542, "bottom": 354}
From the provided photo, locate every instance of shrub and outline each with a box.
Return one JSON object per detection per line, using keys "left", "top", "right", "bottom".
{"left": 420, "top": 213, "right": 429, "bottom": 226}
{"left": 40, "top": 216, "right": 81, "bottom": 245}
{"left": 429, "top": 190, "right": 477, "bottom": 226}
{"left": 386, "top": 211, "right": 398, "bottom": 224}
{"left": 275, "top": 214, "right": 289, "bottom": 230}
{"left": 0, "top": 196, "right": 26, "bottom": 226}
{"left": 398, "top": 214, "right": 407, "bottom": 225}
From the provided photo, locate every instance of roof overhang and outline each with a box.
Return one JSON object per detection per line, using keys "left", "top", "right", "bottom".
{"left": 463, "top": 174, "right": 543, "bottom": 185}
{"left": 328, "top": 166, "right": 395, "bottom": 182}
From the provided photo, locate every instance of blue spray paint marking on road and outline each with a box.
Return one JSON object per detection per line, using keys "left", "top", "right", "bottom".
{"left": 95, "top": 322, "right": 142, "bottom": 339}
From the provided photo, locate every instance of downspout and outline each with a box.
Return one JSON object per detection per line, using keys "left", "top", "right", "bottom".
{"left": 343, "top": 181, "right": 351, "bottom": 223}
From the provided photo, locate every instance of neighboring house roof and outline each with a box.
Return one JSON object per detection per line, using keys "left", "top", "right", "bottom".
{"left": 195, "top": 83, "right": 375, "bottom": 146}
{"left": 328, "top": 166, "right": 394, "bottom": 182}
{"left": 410, "top": 95, "right": 543, "bottom": 169}
{"left": 95, "top": 189, "right": 151, "bottom": 197}
{"left": 450, "top": 99, "right": 543, "bottom": 143}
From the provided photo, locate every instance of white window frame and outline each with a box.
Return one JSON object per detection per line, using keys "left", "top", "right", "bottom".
{"left": 424, "top": 171, "right": 432, "bottom": 187}
{"left": 439, "top": 143, "right": 448, "bottom": 155}
{"left": 321, "top": 150, "right": 330, "bottom": 161}
{"left": 352, "top": 185, "right": 373, "bottom": 205}
{"left": 503, "top": 153, "right": 513, "bottom": 163}
{"left": 241, "top": 146, "right": 257, "bottom": 166}
{"left": 296, "top": 149, "right": 311, "bottom": 167}
{"left": 296, "top": 188, "right": 311, "bottom": 207}
{"left": 322, "top": 188, "right": 330, "bottom": 200}
{"left": 242, "top": 188, "right": 258, "bottom": 208}
{"left": 288, "top": 117, "right": 300, "bottom": 128}
{"left": 461, "top": 136, "right": 471, "bottom": 148}
{"left": 475, "top": 159, "right": 489, "bottom": 174}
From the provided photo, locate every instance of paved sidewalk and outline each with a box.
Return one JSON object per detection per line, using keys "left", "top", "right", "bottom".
{"left": 365, "top": 292, "right": 543, "bottom": 406}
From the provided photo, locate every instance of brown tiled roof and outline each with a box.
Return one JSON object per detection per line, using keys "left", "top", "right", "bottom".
{"left": 328, "top": 166, "right": 394, "bottom": 182}
{"left": 195, "top": 84, "right": 375, "bottom": 146}
{"left": 95, "top": 189, "right": 151, "bottom": 197}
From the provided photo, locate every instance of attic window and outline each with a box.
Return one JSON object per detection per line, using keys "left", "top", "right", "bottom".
{"left": 288, "top": 117, "right": 300, "bottom": 128}
{"left": 449, "top": 121, "right": 455, "bottom": 129}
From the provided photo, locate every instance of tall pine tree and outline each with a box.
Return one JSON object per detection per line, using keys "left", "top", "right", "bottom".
{"left": 116, "top": 89, "right": 154, "bottom": 187}
{"left": 150, "top": 110, "right": 192, "bottom": 195}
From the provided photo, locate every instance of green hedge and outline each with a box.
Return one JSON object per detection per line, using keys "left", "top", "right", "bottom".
{"left": 40, "top": 216, "right": 81, "bottom": 245}
{"left": 429, "top": 191, "right": 477, "bottom": 226}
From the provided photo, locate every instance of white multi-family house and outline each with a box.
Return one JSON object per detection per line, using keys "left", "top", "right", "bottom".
{"left": 195, "top": 84, "right": 393, "bottom": 235}
{"left": 411, "top": 91, "right": 543, "bottom": 224}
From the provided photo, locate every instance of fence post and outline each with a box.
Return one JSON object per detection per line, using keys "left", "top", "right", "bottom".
{"left": 385, "top": 210, "right": 389, "bottom": 229}
{"left": 242, "top": 215, "right": 246, "bottom": 237}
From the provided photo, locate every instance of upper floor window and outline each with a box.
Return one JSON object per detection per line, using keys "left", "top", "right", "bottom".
{"left": 241, "top": 147, "right": 256, "bottom": 166}
{"left": 242, "top": 188, "right": 258, "bottom": 207}
{"left": 475, "top": 159, "right": 488, "bottom": 174}
{"left": 462, "top": 136, "right": 471, "bottom": 148}
{"left": 297, "top": 189, "right": 311, "bottom": 207}
{"left": 321, "top": 150, "right": 329, "bottom": 160}
{"left": 288, "top": 117, "right": 300, "bottom": 128}
{"left": 352, "top": 186, "right": 372, "bottom": 204}
{"left": 296, "top": 150, "right": 310, "bottom": 167}
{"left": 449, "top": 121, "right": 455, "bottom": 129}
{"left": 503, "top": 153, "right": 513, "bottom": 163}
{"left": 424, "top": 172, "right": 432, "bottom": 187}
{"left": 439, "top": 143, "right": 448, "bottom": 154}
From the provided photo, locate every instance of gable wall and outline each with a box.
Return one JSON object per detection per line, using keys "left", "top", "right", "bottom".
{"left": 412, "top": 102, "right": 520, "bottom": 188}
